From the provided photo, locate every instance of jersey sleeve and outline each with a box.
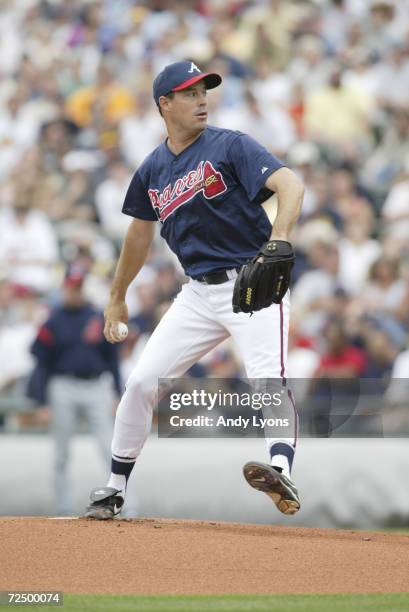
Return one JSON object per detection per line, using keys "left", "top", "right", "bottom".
{"left": 227, "top": 133, "right": 285, "bottom": 203}
{"left": 122, "top": 170, "right": 157, "bottom": 221}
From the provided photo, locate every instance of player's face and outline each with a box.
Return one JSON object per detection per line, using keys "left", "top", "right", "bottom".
{"left": 63, "top": 284, "right": 85, "bottom": 308}
{"left": 168, "top": 82, "right": 208, "bottom": 130}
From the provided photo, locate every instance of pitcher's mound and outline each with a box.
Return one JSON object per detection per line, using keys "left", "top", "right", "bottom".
{"left": 1, "top": 517, "right": 408, "bottom": 594}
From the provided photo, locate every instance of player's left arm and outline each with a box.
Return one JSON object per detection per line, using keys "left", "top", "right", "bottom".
{"left": 264, "top": 168, "right": 304, "bottom": 241}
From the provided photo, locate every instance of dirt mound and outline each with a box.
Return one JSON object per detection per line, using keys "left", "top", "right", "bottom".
{"left": 1, "top": 518, "right": 408, "bottom": 594}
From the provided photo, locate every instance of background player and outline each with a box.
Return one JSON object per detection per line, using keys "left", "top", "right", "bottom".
{"left": 85, "top": 60, "right": 304, "bottom": 520}
{"left": 29, "top": 265, "right": 121, "bottom": 515}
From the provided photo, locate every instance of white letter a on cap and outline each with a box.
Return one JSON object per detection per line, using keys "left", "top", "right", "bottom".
{"left": 188, "top": 62, "right": 200, "bottom": 73}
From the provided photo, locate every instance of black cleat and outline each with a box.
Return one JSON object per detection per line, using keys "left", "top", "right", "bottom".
{"left": 84, "top": 487, "right": 124, "bottom": 520}
{"left": 243, "top": 462, "right": 300, "bottom": 515}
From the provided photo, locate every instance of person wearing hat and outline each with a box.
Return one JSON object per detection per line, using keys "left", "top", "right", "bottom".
{"left": 85, "top": 61, "right": 304, "bottom": 520}
{"left": 29, "top": 265, "right": 121, "bottom": 515}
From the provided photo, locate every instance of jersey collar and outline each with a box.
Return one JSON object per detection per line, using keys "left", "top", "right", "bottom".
{"left": 164, "top": 128, "right": 206, "bottom": 159}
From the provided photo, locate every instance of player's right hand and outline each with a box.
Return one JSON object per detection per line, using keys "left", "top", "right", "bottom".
{"left": 104, "top": 300, "right": 128, "bottom": 344}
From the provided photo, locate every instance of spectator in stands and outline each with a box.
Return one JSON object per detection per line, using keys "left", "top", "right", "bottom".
{"left": 65, "top": 60, "right": 134, "bottom": 128}
{"left": 214, "top": 88, "right": 296, "bottom": 157}
{"left": 288, "top": 35, "right": 334, "bottom": 93}
{"left": 360, "top": 257, "right": 406, "bottom": 317}
{"left": 303, "top": 67, "right": 374, "bottom": 147}
{"left": 362, "top": 108, "right": 409, "bottom": 198}
{"left": 0, "top": 184, "right": 59, "bottom": 293}
{"left": 363, "top": 1, "right": 405, "bottom": 58}
{"left": 94, "top": 158, "right": 132, "bottom": 243}
{"left": 0, "top": 284, "right": 43, "bottom": 400}
{"left": 307, "top": 318, "right": 367, "bottom": 436}
{"left": 316, "top": 320, "right": 367, "bottom": 379}
{"left": 360, "top": 322, "right": 398, "bottom": 379}
{"left": 155, "top": 261, "right": 183, "bottom": 305}
{"left": 338, "top": 219, "right": 381, "bottom": 296}
{"left": 291, "top": 240, "right": 342, "bottom": 336}
{"left": 381, "top": 158, "right": 409, "bottom": 255}
{"left": 119, "top": 90, "right": 165, "bottom": 169}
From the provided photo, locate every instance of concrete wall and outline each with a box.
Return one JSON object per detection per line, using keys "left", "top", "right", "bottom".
{"left": 1, "top": 435, "right": 409, "bottom": 528}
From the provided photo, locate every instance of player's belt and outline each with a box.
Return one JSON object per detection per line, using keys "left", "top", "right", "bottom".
{"left": 60, "top": 372, "right": 103, "bottom": 380}
{"left": 196, "top": 268, "right": 240, "bottom": 285}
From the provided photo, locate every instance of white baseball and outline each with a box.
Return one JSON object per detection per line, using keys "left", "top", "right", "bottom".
{"left": 117, "top": 322, "right": 128, "bottom": 339}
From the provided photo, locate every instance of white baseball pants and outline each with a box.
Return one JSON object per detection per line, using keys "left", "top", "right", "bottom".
{"left": 111, "top": 278, "right": 297, "bottom": 463}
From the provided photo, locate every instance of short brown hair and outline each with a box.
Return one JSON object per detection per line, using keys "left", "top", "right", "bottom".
{"left": 157, "top": 92, "right": 174, "bottom": 117}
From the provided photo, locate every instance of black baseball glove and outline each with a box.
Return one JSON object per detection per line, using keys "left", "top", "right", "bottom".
{"left": 232, "top": 240, "right": 295, "bottom": 314}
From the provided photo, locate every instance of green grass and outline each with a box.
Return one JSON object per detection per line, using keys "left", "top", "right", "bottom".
{"left": 5, "top": 593, "right": 409, "bottom": 612}
{"left": 380, "top": 528, "right": 409, "bottom": 536}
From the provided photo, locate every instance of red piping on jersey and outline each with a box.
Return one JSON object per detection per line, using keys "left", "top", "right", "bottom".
{"left": 288, "top": 388, "right": 298, "bottom": 447}
{"left": 38, "top": 325, "right": 54, "bottom": 346}
{"left": 279, "top": 301, "right": 285, "bottom": 378}
{"left": 279, "top": 300, "right": 298, "bottom": 447}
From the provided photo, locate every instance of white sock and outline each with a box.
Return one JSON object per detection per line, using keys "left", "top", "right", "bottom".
{"left": 271, "top": 454, "right": 290, "bottom": 478}
{"left": 107, "top": 473, "right": 126, "bottom": 498}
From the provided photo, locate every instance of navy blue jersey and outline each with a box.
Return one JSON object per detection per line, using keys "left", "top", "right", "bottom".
{"left": 122, "top": 126, "right": 284, "bottom": 278}
{"left": 29, "top": 304, "right": 121, "bottom": 403}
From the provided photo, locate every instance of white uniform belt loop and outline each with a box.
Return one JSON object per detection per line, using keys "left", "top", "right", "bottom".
{"left": 226, "top": 269, "right": 238, "bottom": 280}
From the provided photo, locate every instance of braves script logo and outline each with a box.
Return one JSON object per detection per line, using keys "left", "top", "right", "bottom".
{"left": 149, "top": 160, "right": 227, "bottom": 222}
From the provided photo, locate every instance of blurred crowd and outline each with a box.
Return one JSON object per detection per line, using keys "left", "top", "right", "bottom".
{"left": 1, "top": 0, "right": 409, "bottom": 432}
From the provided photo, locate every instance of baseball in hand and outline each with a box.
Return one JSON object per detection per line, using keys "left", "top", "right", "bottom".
{"left": 117, "top": 322, "right": 128, "bottom": 339}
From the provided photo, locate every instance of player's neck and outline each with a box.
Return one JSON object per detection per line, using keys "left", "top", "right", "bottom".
{"left": 166, "top": 127, "right": 205, "bottom": 156}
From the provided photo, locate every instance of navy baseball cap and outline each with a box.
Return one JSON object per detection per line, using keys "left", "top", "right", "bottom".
{"left": 153, "top": 60, "right": 222, "bottom": 105}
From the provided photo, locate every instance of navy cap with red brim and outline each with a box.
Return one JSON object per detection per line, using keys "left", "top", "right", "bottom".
{"left": 153, "top": 61, "right": 222, "bottom": 105}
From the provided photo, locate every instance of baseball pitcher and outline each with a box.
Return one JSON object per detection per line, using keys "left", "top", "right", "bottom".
{"left": 85, "top": 61, "right": 304, "bottom": 520}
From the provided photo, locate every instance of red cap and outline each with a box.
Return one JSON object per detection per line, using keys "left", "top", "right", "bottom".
{"left": 64, "top": 265, "right": 86, "bottom": 288}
